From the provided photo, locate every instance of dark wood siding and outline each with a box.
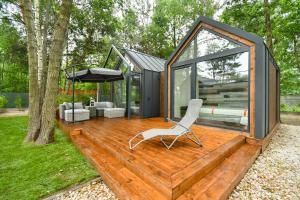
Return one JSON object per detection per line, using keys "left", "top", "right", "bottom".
{"left": 268, "top": 61, "right": 278, "bottom": 131}
{"left": 160, "top": 72, "right": 164, "bottom": 117}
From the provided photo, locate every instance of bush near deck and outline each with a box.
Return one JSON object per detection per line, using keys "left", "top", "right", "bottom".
{"left": 0, "top": 116, "right": 98, "bottom": 200}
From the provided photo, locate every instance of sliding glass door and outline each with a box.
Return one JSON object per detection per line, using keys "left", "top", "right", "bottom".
{"left": 171, "top": 28, "right": 250, "bottom": 131}
{"left": 130, "top": 74, "right": 141, "bottom": 116}
{"left": 173, "top": 66, "right": 192, "bottom": 119}
{"left": 196, "top": 52, "right": 249, "bottom": 129}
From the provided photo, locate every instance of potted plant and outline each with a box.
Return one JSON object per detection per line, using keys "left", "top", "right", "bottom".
{"left": 0, "top": 95, "right": 8, "bottom": 113}
{"left": 14, "top": 95, "right": 24, "bottom": 111}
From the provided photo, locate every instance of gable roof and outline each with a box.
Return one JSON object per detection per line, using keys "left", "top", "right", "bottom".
{"left": 166, "top": 16, "right": 265, "bottom": 66}
{"left": 123, "top": 48, "right": 165, "bottom": 72}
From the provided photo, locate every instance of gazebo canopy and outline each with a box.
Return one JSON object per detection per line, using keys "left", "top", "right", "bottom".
{"left": 67, "top": 67, "right": 124, "bottom": 83}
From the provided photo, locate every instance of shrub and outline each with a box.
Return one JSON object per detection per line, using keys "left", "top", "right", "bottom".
{"left": 0, "top": 95, "right": 8, "bottom": 109}
{"left": 14, "top": 95, "right": 23, "bottom": 110}
{"left": 76, "top": 94, "right": 92, "bottom": 106}
{"left": 280, "top": 103, "right": 300, "bottom": 112}
{"left": 56, "top": 94, "right": 72, "bottom": 105}
{"left": 56, "top": 94, "right": 95, "bottom": 106}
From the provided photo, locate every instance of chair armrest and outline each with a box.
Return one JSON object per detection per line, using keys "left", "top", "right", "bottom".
{"left": 59, "top": 104, "right": 66, "bottom": 119}
{"left": 166, "top": 118, "right": 178, "bottom": 124}
{"left": 167, "top": 118, "right": 190, "bottom": 131}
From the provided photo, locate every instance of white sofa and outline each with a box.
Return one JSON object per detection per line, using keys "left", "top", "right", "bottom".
{"left": 104, "top": 108, "right": 126, "bottom": 118}
{"left": 59, "top": 102, "right": 90, "bottom": 122}
{"left": 94, "top": 102, "right": 114, "bottom": 117}
{"left": 65, "top": 109, "right": 90, "bottom": 122}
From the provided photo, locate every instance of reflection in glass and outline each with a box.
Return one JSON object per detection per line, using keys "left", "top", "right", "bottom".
{"left": 131, "top": 75, "right": 141, "bottom": 115}
{"left": 174, "top": 67, "right": 191, "bottom": 118}
{"left": 113, "top": 62, "right": 128, "bottom": 108}
{"left": 196, "top": 52, "right": 249, "bottom": 130}
{"left": 177, "top": 29, "right": 240, "bottom": 63}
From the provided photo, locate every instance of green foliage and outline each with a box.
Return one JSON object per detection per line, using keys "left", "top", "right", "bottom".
{"left": 68, "top": 0, "right": 119, "bottom": 68}
{"left": 280, "top": 104, "right": 300, "bottom": 112}
{"left": 221, "top": 0, "right": 300, "bottom": 95}
{"left": 140, "top": 0, "right": 218, "bottom": 58}
{"left": 0, "top": 95, "right": 8, "bottom": 108}
{"left": 0, "top": 19, "right": 28, "bottom": 92}
{"left": 14, "top": 95, "right": 23, "bottom": 110}
{"left": 56, "top": 93, "right": 95, "bottom": 106}
{"left": 0, "top": 116, "right": 98, "bottom": 200}
{"left": 76, "top": 82, "right": 97, "bottom": 90}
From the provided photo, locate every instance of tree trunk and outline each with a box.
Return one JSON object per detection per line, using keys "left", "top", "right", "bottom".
{"left": 264, "top": 0, "right": 273, "bottom": 53}
{"left": 40, "top": 0, "right": 51, "bottom": 103}
{"left": 20, "top": 0, "right": 41, "bottom": 142}
{"left": 36, "top": 0, "right": 72, "bottom": 144}
{"left": 173, "top": 22, "right": 176, "bottom": 48}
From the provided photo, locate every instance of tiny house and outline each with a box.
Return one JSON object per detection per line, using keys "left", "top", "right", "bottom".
{"left": 164, "top": 16, "right": 280, "bottom": 139}
{"left": 103, "top": 46, "right": 165, "bottom": 119}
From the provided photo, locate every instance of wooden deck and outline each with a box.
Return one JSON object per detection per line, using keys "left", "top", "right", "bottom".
{"left": 58, "top": 117, "right": 261, "bottom": 200}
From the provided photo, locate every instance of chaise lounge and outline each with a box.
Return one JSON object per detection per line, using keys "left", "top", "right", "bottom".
{"left": 129, "top": 99, "right": 203, "bottom": 150}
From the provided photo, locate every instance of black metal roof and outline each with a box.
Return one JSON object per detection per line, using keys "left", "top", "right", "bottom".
{"left": 124, "top": 49, "right": 165, "bottom": 72}
{"left": 166, "top": 16, "right": 265, "bottom": 66}
{"left": 66, "top": 68, "right": 124, "bottom": 83}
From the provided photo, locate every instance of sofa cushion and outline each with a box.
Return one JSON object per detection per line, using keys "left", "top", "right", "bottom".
{"left": 65, "top": 109, "right": 89, "bottom": 114}
{"left": 104, "top": 108, "right": 126, "bottom": 118}
{"left": 74, "top": 102, "right": 83, "bottom": 109}
{"left": 64, "top": 109, "right": 90, "bottom": 122}
{"left": 64, "top": 102, "right": 72, "bottom": 110}
{"left": 64, "top": 102, "right": 83, "bottom": 109}
{"left": 94, "top": 102, "right": 113, "bottom": 108}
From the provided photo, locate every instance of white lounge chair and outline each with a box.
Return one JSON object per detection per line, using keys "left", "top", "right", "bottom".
{"left": 129, "top": 99, "right": 203, "bottom": 150}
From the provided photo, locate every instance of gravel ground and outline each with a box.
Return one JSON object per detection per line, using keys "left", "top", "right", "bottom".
{"left": 44, "top": 178, "right": 117, "bottom": 200}
{"left": 0, "top": 108, "right": 28, "bottom": 117}
{"left": 230, "top": 124, "right": 300, "bottom": 200}
{"left": 46, "top": 124, "right": 300, "bottom": 200}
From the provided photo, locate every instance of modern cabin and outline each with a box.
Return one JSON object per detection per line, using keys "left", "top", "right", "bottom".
{"left": 103, "top": 46, "right": 165, "bottom": 119}
{"left": 164, "top": 16, "right": 280, "bottom": 139}
{"left": 58, "top": 17, "right": 282, "bottom": 200}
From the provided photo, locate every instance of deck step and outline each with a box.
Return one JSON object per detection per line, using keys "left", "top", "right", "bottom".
{"left": 70, "top": 132, "right": 168, "bottom": 200}
{"left": 82, "top": 128, "right": 173, "bottom": 198}
{"left": 83, "top": 129, "right": 246, "bottom": 200}
{"left": 177, "top": 143, "right": 260, "bottom": 200}
{"left": 170, "top": 135, "right": 245, "bottom": 199}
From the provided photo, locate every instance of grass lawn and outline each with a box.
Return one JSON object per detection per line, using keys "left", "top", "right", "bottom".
{"left": 0, "top": 116, "right": 98, "bottom": 200}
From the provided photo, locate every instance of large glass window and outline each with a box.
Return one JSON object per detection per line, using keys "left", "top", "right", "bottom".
{"left": 173, "top": 67, "right": 191, "bottom": 118}
{"left": 113, "top": 62, "right": 128, "bottom": 108}
{"left": 131, "top": 74, "right": 141, "bottom": 115}
{"left": 196, "top": 52, "right": 249, "bottom": 130}
{"left": 177, "top": 29, "right": 241, "bottom": 63}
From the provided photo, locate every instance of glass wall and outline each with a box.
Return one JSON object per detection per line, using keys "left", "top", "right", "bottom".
{"left": 177, "top": 29, "right": 241, "bottom": 63}
{"left": 130, "top": 74, "right": 141, "bottom": 115}
{"left": 172, "top": 28, "right": 250, "bottom": 131}
{"left": 196, "top": 52, "right": 249, "bottom": 129}
{"left": 113, "top": 62, "right": 127, "bottom": 109}
{"left": 173, "top": 66, "right": 191, "bottom": 118}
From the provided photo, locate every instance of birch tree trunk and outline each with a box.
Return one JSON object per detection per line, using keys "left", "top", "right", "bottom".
{"left": 264, "top": 0, "right": 273, "bottom": 53}
{"left": 20, "top": 0, "right": 41, "bottom": 142}
{"left": 36, "top": 0, "right": 72, "bottom": 144}
{"left": 40, "top": 0, "right": 51, "bottom": 101}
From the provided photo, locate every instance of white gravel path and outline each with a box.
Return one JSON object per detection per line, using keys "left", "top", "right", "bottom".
{"left": 230, "top": 124, "right": 300, "bottom": 200}
{"left": 44, "top": 178, "right": 117, "bottom": 200}
{"left": 47, "top": 124, "right": 300, "bottom": 200}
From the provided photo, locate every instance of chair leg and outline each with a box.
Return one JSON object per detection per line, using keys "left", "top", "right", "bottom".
{"left": 160, "top": 135, "right": 181, "bottom": 150}
{"left": 129, "top": 133, "right": 145, "bottom": 150}
{"left": 185, "top": 131, "right": 203, "bottom": 147}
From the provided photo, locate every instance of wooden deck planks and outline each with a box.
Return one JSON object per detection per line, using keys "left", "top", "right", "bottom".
{"left": 58, "top": 117, "right": 261, "bottom": 200}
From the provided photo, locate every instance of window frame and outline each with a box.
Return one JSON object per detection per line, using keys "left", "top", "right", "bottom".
{"left": 175, "top": 27, "right": 249, "bottom": 65}
{"left": 171, "top": 28, "right": 251, "bottom": 132}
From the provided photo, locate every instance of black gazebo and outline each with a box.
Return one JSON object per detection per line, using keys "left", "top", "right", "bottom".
{"left": 66, "top": 67, "right": 124, "bottom": 123}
